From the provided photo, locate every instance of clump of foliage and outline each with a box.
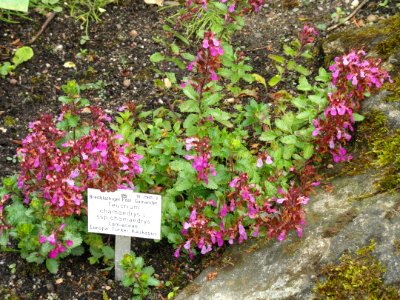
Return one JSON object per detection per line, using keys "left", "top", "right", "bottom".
{"left": 315, "top": 240, "right": 398, "bottom": 299}
{"left": 0, "top": 46, "right": 33, "bottom": 78}
{"left": 120, "top": 252, "right": 160, "bottom": 300}
{"left": 0, "top": 80, "right": 142, "bottom": 273}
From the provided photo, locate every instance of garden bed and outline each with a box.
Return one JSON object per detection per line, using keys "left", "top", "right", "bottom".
{"left": 0, "top": 0, "right": 399, "bottom": 299}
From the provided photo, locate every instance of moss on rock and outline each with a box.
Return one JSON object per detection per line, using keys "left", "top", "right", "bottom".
{"left": 323, "top": 14, "right": 400, "bottom": 75}
{"left": 314, "top": 240, "right": 398, "bottom": 299}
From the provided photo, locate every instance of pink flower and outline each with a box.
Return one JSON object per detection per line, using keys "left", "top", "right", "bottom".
{"left": 66, "top": 240, "right": 73, "bottom": 247}
{"left": 48, "top": 248, "right": 58, "bottom": 259}
{"left": 256, "top": 158, "right": 263, "bottom": 168}
{"left": 47, "top": 234, "right": 56, "bottom": 245}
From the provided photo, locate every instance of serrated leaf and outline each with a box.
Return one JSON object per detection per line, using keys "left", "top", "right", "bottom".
{"left": 102, "top": 245, "right": 115, "bottom": 259}
{"left": 301, "top": 50, "right": 313, "bottom": 59}
{"left": 283, "top": 44, "right": 296, "bottom": 57}
{"left": 0, "top": 0, "right": 29, "bottom": 12}
{"left": 275, "top": 118, "right": 291, "bottom": 133}
{"left": 147, "top": 277, "right": 160, "bottom": 287}
{"left": 207, "top": 108, "right": 232, "bottom": 127}
{"left": 203, "top": 93, "right": 222, "bottom": 107}
{"left": 149, "top": 52, "right": 165, "bottom": 63}
{"left": 315, "top": 67, "right": 330, "bottom": 82}
{"left": 268, "top": 74, "right": 281, "bottom": 87}
{"left": 46, "top": 259, "right": 59, "bottom": 274}
{"left": 179, "top": 100, "right": 200, "bottom": 113}
{"left": 71, "top": 245, "right": 85, "bottom": 256}
{"left": 297, "top": 76, "right": 312, "bottom": 91}
{"left": 182, "top": 84, "right": 198, "bottom": 101}
{"left": 280, "top": 135, "right": 297, "bottom": 144}
{"left": 294, "top": 64, "right": 311, "bottom": 76}
{"left": 287, "top": 60, "right": 296, "bottom": 71}
{"left": 296, "top": 110, "right": 312, "bottom": 120}
{"left": 181, "top": 52, "right": 196, "bottom": 61}
{"left": 170, "top": 43, "right": 179, "bottom": 55}
{"left": 12, "top": 46, "right": 33, "bottom": 65}
{"left": 268, "top": 54, "right": 285, "bottom": 64}
{"left": 175, "top": 176, "right": 195, "bottom": 192}
{"left": 260, "top": 131, "right": 277, "bottom": 141}
{"left": 308, "top": 94, "right": 327, "bottom": 106}
{"left": 283, "top": 144, "right": 296, "bottom": 160}
{"left": 303, "top": 143, "right": 314, "bottom": 159}
{"left": 252, "top": 73, "right": 266, "bottom": 88}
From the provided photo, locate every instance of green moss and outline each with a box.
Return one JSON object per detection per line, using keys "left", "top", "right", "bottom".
{"left": 338, "top": 110, "right": 387, "bottom": 177}
{"left": 3, "top": 116, "right": 17, "bottom": 127}
{"left": 371, "top": 129, "right": 400, "bottom": 191}
{"left": 314, "top": 240, "right": 398, "bottom": 299}
{"left": 383, "top": 73, "right": 400, "bottom": 102}
{"left": 325, "top": 14, "right": 400, "bottom": 74}
{"left": 0, "top": 285, "right": 19, "bottom": 300}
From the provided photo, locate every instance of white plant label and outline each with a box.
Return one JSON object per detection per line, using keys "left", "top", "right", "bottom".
{"left": 87, "top": 188, "right": 161, "bottom": 239}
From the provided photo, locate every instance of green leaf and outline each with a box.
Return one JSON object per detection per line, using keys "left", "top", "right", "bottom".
{"left": 315, "top": 67, "right": 331, "bottom": 83}
{"left": 175, "top": 176, "right": 195, "bottom": 192}
{"left": 268, "top": 54, "right": 285, "bottom": 64}
{"left": 67, "top": 115, "right": 80, "bottom": 128}
{"left": 283, "top": 44, "right": 296, "bottom": 57}
{"left": 280, "top": 135, "right": 297, "bottom": 144}
{"left": 12, "top": 46, "right": 34, "bottom": 66}
{"left": 275, "top": 118, "right": 291, "bottom": 133}
{"left": 46, "top": 259, "right": 59, "bottom": 274}
{"left": 294, "top": 64, "right": 311, "bottom": 76}
{"left": 149, "top": 52, "right": 165, "bottom": 63}
{"left": 303, "top": 143, "right": 314, "bottom": 159}
{"left": 102, "top": 245, "right": 115, "bottom": 259}
{"left": 260, "top": 131, "right": 277, "bottom": 141}
{"left": 287, "top": 60, "right": 296, "bottom": 71}
{"left": 0, "top": 62, "right": 13, "bottom": 77}
{"left": 181, "top": 52, "right": 196, "bottom": 61}
{"left": 251, "top": 73, "right": 266, "bottom": 88}
{"left": 170, "top": 43, "right": 179, "bottom": 55}
{"left": 203, "top": 93, "right": 222, "bottom": 107}
{"left": 353, "top": 113, "right": 365, "bottom": 122}
{"left": 71, "top": 246, "right": 85, "bottom": 256}
{"left": 147, "top": 277, "right": 160, "bottom": 287}
{"left": 179, "top": 100, "right": 200, "bottom": 113}
{"left": 207, "top": 108, "right": 232, "bottom": 127}
{"left": 0, "top": 231, "right": 9, "bottom": 247}
{"left": 268, "top": 74, "right": 281, "bottom": 87}
{"left": 308, "top": 94, "right": 327, "bottom": 106}
{"left": 283, "top": 144, "right": 296, "bottom": 160}
{"left": 297, "top": 76, "right": 312, "bottom": 91}
{"left": 301, "top": 50, "right": 313, "bottom": 59}
{"left": 0, "top": 0, "right": 29, "bottom": 12}
{"left": 296, "top": 110, "right": 312, "bottom": 120}
{"left": 182, "top": 84, "right": 198, "bottom": 100}
{"left": 218, "top": 68, "right": 233, "bottom": 78}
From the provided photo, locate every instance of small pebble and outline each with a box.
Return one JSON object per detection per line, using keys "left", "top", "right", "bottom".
{"left": 350, "top": 0, "right": 359, "bottom": 9}
{"left": 123, "top": 78, "right": 131, "bottom": 87}
{"left": 366, "top": 14, "right": 378, "bottom": 23}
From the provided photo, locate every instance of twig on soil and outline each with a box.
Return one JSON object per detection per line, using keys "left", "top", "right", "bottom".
{"left": 28, "top": 12, "right": 56, "bottom": 44}
{"left": 327, "top": 0, "right": 369, "bottom": 32}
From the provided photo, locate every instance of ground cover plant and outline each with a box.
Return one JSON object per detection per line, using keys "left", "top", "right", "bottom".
{"left": 0, "top": 0, "right": 397, "bottom": 298}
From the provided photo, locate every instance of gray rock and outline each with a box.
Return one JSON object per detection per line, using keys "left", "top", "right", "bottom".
{"left": 177, "top": 173, "right": 400, "bottom": 299}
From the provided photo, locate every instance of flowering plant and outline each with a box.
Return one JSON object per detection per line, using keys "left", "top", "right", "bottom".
{"left": 0, "top": 81, "right": 142, "bottom": 273}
